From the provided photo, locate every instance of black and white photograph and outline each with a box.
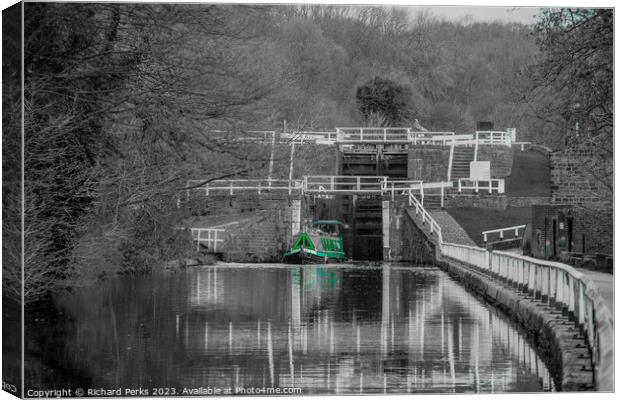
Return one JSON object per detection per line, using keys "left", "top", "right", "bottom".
{"left": 1, "top": 1, "right": 615, "bottom": 397}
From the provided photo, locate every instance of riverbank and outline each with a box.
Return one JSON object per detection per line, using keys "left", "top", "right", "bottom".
{"left": 437, "top": 256, "right": 596, "bottom": 391}
{"left": 162, "top": 255, "right": 217, "bottom": 271}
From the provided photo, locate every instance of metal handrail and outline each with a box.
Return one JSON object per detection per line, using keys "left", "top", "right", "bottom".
{"left": 186, "top": 179, "right": 304, "bottom": 196}
{"left": 191, "top": 228, "right": 225, "bottom": 252}
{"left": 482, "top": 224, "right": 527, "bottom": 243}
{"left": 407, "top": 189, "right": 442, "bottom": 242}
{"left": 439, "top": 241, "right": 612, "bottom": 389}
{"left": 457, "top": 178, "right": 505, "bottom": 194}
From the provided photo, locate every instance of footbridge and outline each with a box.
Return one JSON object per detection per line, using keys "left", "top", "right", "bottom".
{"left": 186, "top": 176, "right": 501, "bottom": 200}
{"left": 243, "top": 127, "right": 518, "bottom": 147}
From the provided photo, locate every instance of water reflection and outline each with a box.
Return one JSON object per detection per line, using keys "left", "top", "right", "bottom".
{"left": 28, "top": 264, "right": 555, "bottom": 393}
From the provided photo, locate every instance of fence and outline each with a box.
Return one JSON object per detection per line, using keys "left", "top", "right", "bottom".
{"left": 303, "top": 175, "right": 387, "bottom": 193}
{"left": 475, "top": 130, "right": 513, "bottom": 146}
{"left": 227, "top": 127, "right": 516, "bottom": 147}
{"left": 407, "top": 190, "right": 442, "bottom": 241}
{"left": 191, "top": 228, "right": 225, "bottom": 252}
{"left": 457, "top": 178, "right": 505, "bottom": 194}
{"left": 186, "top": 179, "right": 303, "bottom": 197}
{"left": 410, "top": 131, "right": 457, "bottom": 145}
{"left": 336, "top": 127, "right": 411, "bottom": 143}
{"left": 482, "top": 224, "right": 527, "bottom": 243}
{"left": 283, "top": 131, "right": 338, "bottom": 144}
{"left": 405, "top": 193, "right": 612, "bottom": 390}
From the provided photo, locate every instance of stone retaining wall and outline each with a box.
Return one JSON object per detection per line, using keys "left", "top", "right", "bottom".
{"left": 186, "top": 192, "right": 300, "bottom": 262}
{"left": 444, "top": 195, "right": 551, "bottom": 210}
{"left": 437, "top": 257, "right": 595, "bottom": 390}
{"left": 477, "top": 145, "right": 513, "bottom": 178}
{"left": 386, "top": 201, "right": 436, "bottom": 263}
{"left": 407, "top": 146, "right": 450, "bottom": 181}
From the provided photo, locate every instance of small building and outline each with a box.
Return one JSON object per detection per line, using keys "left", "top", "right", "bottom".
{"left": 525, "top": 204, "right": 577, "bottom": 259}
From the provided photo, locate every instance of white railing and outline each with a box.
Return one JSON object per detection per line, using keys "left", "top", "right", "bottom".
{"left": 457, "top": 178, "right": 505, "bottom": 194}
{"left": 186, "top": 179, "right": 303, "bottom": 196}
{"left": 410, "top": 131, "right": 456, "bottom": 145}
{"left": 191, "top": 228, "right": 225, "bottom": 252}
{"left": 187, "top": 177, "right": 453, "bottom": 198}
{"left": 482, "top": 224, "right": 527, "bottom": 243}
{"left": 383, "top": 180, "right": 423, "bottom": 201}
{"left": 442, "top": 242, "right": 489, "bottom": 270}
{"left": 283, "top": 131, "right": 338, "bottom": 144}
{"left": 223, "top": 128, "right": 517, "bottom": 147}
{"left": 447, "top": 142, "right": 455, "bottom": 181}
{"left": 407, "top": 189, "right": 442, "bottom": 241}
{"left": 436, "top": 235, "right": 611, "bottom": 390}
{"left": 475, "top": 130, "right": 513, "bottom": 146}
{"left": 304, "top": 175, "right": 387, "bottom": 193}
{"left": 336, "top": 127, "right": 411, "bottom": 143}
{"left": 404, "top": 186, "right": 611, "bottom": 390}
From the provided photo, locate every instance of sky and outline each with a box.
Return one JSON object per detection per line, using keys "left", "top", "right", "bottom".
{"left": 408, "top": 6, "right": 541, "bottom": 24}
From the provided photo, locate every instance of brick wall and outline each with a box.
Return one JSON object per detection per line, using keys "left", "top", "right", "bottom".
{"left": 407, "top": 147, "right": 450, "bottom": 181}
{"left": 549, "top": 146, "right": 613, "bottom": 254}
{"left": 477, "top": 145, "right": 513, "bottom": 178}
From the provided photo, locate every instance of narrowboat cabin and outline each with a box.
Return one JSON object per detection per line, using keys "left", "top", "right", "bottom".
{"left": 284, "top": 220, "right": 346, "bottom": 264}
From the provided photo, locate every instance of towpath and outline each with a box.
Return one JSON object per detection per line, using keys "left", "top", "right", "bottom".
{"left": 577, "top": 268, "right": 614, "bottom": 315}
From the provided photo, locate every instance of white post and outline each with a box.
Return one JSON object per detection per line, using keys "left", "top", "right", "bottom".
{"left": 230, "top": 181, "right": 234, "bottom": 195}
{"left": 447, "top": 142, "right": 454, "bottom": 181}
{"left": 268, "top": 131, "right": 276, "bottom": 181}
{"left": 440, "top": 184, "right": 444, "bottom": 208}
{"left": 474, "top": 180, "right": 479, "bottom": 193}
{"left": 330, "top": 176, "right": 335, "bottom": 191}
{"left": 213, "top": 230, "right": 218, "bottom": 252}
{"left": 357, "top": 176, "right": 361, "bottom": 191}
{"left": 288, "top": 141, "right": 296, "bottom": 194}
{"left": 474, "top": 132, "right": 479, "bottom": 161}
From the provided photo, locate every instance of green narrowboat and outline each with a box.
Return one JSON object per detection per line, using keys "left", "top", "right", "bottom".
{"left": 284, "top": 220, "right": 346, "bottom": 264}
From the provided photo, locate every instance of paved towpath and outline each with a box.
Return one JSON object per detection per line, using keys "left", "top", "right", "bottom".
{"left": 576, "top": 268, "right": 614, "bottom": 315}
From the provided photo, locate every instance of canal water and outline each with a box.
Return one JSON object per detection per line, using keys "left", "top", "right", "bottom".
{"left": 26, "top": 263, "right": 555, "bottom": 394}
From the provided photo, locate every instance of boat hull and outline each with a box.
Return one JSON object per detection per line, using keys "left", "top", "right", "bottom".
{"left": 283, "top": 248, "right": 344, "bottom": 264}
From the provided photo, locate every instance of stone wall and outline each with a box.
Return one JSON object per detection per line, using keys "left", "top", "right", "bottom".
{"left": 407, "top": 145, "right": 512, "bottom": 182}
{"left": 444, "top": 194, "right": 508, "bottom": 210}
{"left": 549, "top": 147, "right": 613, "bottom": 254}
{"left": 386, "top": 200, "right": 435, "bottom": 263}
{"left": 444, "top": 194, "right": 551, "bottom": 210}
{"left": 407, "top": 146, "right": 450, "bottom": 181}
{"left": 218, "top": 208, "right": 293, "bottom": 262}
{"left": 185, "top": 192, "right": 300, "bottom": 262}
{"left": 477, "top": 145, "right": 514, "bottom": 178}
